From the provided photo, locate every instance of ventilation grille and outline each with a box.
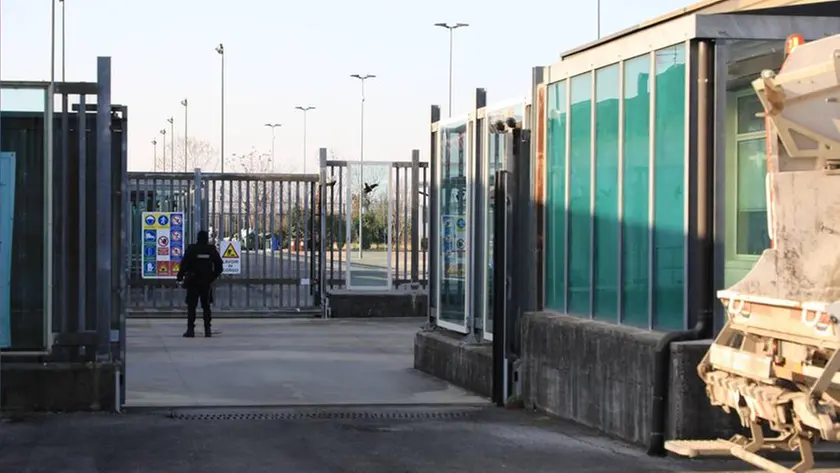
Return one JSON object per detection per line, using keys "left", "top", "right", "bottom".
{"left": 162, "top": 407, "right": 485, "bottom": 421}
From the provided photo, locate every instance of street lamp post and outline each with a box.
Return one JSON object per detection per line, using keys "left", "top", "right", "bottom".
{"left": 434, "top": 22, "right": 469, "bottom": 117}
{"left": 152, "top": 139, "right": 158, "bottom": 172}
{"left": 350, "top": 74, "right": 375, "bottom": 259}
{"left": 215, "top": 43, "right": 225, "bottom": 173}
{"left": 160, "top": 129, "right": 167, "bottom": 172}
{"left": 59, "top": 0, "right": 66, "bottom": 81}
{"left": 167, "top": 117, "right": 175, "bottom": 172}
{"left": 264, "top": 123, "right": 282, "bottom": 170}
{"left": 181, "top": 99, "right": 188, "bottom": 172}
{"left": 597, "top": 0, "right": 601, "bottom": 38}
{"left": 295, "top": 106, "right": 315, "bottom": 174}
{"left": 50, "top": 0, "right": 56, "bottom": 83}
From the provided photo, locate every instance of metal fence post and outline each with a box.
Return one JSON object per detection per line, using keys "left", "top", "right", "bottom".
{"left": 428, "top": 105, "right": 441, "bottom": 327}
{"left": 95, "top": 56, "right": 113, "bottom": 359}
{"left": 77, "top": 94, "right": 87, "bottom": 334}
{"left": 410, "top": 149, "right": 420, "bottom": 287}
{"left": 319, "top": 148, "right": 328, "bottom": 318}
{"left": 194, "top": 168, "right": 203, "bottom": 232}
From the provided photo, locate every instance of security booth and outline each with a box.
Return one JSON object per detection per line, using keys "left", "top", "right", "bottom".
{"left": 537, "top": 7, "right": 840, "bottom": 335}
{"left": 418, "top": 0, "right": 840, "bottom": 451}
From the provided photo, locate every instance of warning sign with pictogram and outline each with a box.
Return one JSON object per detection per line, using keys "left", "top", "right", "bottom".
{"left": 219, "top": 241, "right": 241, "bottom": 274}
{"left": 140, "top": 211, "right": 183, "bottom": 280}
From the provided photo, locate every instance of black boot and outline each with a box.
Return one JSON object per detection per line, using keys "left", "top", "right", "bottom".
{"left": 183, "top": 328, "right": 195, "bottom": 338}
{"left": 204, "top": 324, "right": 212, "bottom": 338}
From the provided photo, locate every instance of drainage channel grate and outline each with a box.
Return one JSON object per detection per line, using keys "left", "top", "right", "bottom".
{"left": 163, "top": 408, "right": 484, "bottom": 422}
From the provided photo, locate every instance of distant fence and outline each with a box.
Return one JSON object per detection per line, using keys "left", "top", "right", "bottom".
{"left": 323, "top": 154, "right": 429, "bottom": 290}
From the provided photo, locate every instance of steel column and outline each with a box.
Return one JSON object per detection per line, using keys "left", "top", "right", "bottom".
{"left": 95, "top": 57, "right": 113, "bottom": 358}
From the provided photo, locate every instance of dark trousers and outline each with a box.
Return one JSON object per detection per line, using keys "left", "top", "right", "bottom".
{"left": 186, "top": 285, "right": 212, "bottom": 331}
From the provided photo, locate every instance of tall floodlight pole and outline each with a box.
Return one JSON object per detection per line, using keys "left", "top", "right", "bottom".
{"left": 181, "top": 99, "right": 188, "bottom": 172}
{"left": 167, "top": 117, "right": 175, "bottom": 172}
{"left": 434, "top": 22, "right": 468, "bottom": 117}
{"left": 350, "top": 74, "right": 375, "bottom": 259}
{"left": 295, "top": 106, "right": 315, "bottom": 174}
{"left": 152, "top": 139, "right": 158, "bottom": 171}
{"left": 264, "top": 123, "right": 282, "bottom": 170}
{"left": 596, "top": 0, "right": 601, "bottom": 38}
{"left": 59, "top": 0, "right": 66, "bottom": 81}
{"left": 216, "top": 43, "right": 225, "bottom": 173}
{"left": 160, "top": 129, "right": 167, "bottom": 172}
{"left": 50, "top": 0, "right": 56, "bottom": 83}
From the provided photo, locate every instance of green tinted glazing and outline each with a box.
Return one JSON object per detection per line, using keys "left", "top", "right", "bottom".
{"left": 568, "top": 73, "right": 592, "bottom": 316}
{"left": 652, "top": 44, "right": 686, "bottom": 330}
{"left": 621, "top": 54, "right": 652, "bottom": 328}
{"left": 593, "top": 65, "right": 620, "bottom": 322}
{"left": 545, "top": 81, "right": 567, "bottom": 312}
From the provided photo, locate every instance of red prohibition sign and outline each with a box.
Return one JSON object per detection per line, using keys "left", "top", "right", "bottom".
{"left": 158, "top": 235, "right": 169, "bottom": 247}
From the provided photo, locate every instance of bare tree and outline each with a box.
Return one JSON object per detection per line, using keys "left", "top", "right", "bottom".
{"left": 155, "top": 136, "right": 219, "bottom": 172}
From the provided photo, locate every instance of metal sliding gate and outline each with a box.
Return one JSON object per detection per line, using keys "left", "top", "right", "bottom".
{"left": 126, "top": 171, "right": 323, "bottom": 315}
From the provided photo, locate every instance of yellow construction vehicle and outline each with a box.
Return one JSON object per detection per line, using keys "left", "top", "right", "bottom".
{"left": 665, "top": 34, "right": 840, "bottom": 473}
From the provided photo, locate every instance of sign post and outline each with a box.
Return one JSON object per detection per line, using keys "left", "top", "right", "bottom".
{"left": 141, "top": 211, "right": 185, "bottom": 279}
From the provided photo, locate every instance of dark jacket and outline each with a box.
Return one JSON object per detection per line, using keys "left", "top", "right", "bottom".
{"left": 177, "top": 241, "right": 224, "bottom": 288}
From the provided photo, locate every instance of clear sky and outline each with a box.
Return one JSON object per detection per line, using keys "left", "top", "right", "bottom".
{"left": 1, "top": 0, "right": 692, "bottom": 172}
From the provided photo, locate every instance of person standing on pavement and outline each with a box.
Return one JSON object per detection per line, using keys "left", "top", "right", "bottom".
{"left": 176, "top": 230, "right": 224, "bottom": 338}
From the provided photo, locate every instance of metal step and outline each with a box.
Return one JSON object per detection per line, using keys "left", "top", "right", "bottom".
{"left": 665, "top": 439, "right": 736, "bottom": 457}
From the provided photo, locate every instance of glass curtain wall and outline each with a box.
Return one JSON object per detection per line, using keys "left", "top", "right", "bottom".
{"left": 543, "top": 42, "right": 688, "bottom": 330}
{"left": 438, "top": 121, "right": 469, "bottom": 330}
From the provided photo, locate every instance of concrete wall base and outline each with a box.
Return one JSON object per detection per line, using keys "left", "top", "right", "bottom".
{"left": 329, "top": 290, "right": 428, "bottom": 318}
{"left": 1, "top": 362, "right": 118, "bottom": 412}
{"left": 413, "top": 329, "right": 492, "bottom": 398}
{"left": 521, "top": 312, "right": 742, "bottom": 446}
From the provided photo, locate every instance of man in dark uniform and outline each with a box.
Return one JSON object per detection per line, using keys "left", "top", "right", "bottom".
{"left": 176, "top": 230, "right": 224, "bottom": 338}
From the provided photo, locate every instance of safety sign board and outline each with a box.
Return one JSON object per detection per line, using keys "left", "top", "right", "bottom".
{"left": 141, "top": 211, "right": 184, "bottom": 279}
{"left": 219, "top": 240, "right": 241, "bottom": 274}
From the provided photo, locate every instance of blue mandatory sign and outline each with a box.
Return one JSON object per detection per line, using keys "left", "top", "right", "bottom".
{"left": 143, "top": 247, "right": 156, "bottom": 258}
{"left": 157, "top": 215, "right": 169, "bottom": 226}
{"left": 144, "top": 230, "right": 156, "bottom": 242}
{"left": 144, "top": 262, "right": 156, "bottom": 273}
{"left": 144, "top": 215, "right": 156, "bottom": 226}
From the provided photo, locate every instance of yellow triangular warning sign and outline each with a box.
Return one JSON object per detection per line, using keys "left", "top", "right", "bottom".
{"left": 222, "top": 243, "right": 239, "bottom": 259}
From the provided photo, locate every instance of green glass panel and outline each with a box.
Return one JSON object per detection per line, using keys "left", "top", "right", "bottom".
{"left": 545, "top": 81, "right": 566, "bottom": 312}
{"left": 652, "top": 44, "right": 686, "bottom": 330}
{"left": 621, "top": 54, "right": 652, "bottom": 328}
{"left": 736, "top": 138, "right": 770, "bottom": 255}
{"left": 568, "top": 73, "right": 592, "bottom": 316}
{"left": 545, "top": 81, "right": 567, "bottom": 312}
{"left": 593, "top": 65, "right": 620, "bottom": 322}
{"left": 439, "top": 122, "right": 468, "bottom": 328}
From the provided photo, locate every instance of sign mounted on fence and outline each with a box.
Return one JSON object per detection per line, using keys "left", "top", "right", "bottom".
{"left": 442, "top": 214, "right": 467, "bottom": 280}
{"left": 141, "top": 211, "right": 185, "bottom": 279}
{"left": 219, "top": 240, "right": 241, "bottom": 274}
{"left": 0, "top": 152, "right": 17, "bottom": 349}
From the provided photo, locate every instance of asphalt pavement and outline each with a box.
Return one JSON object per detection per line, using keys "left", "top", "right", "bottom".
{"left": 3, "top": 406, "right": 826, "bottom": 473}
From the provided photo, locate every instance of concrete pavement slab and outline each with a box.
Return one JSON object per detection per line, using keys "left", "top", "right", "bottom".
{"left": 126, "top": 317, "right": 485, "bottom": 407}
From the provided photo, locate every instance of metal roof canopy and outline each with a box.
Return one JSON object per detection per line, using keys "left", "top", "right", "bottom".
{"left": 560, "top": 0, "right": 840, "bottom": 59}
{"left": 547, "top": 4, "right": 840, "bottom": 82}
